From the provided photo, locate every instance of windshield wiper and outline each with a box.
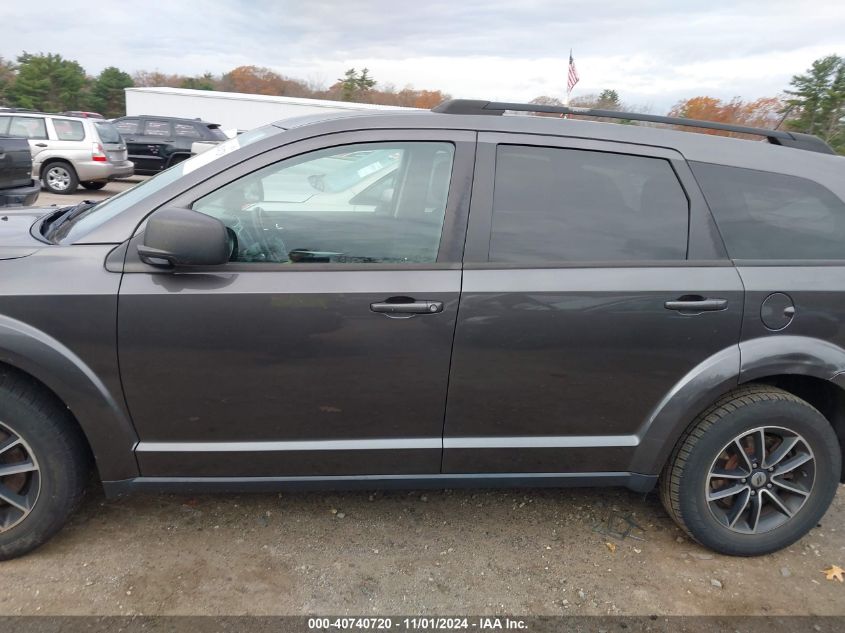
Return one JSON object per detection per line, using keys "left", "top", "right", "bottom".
{"left": 43, "top": 201, "right": 98, "bottom": 241}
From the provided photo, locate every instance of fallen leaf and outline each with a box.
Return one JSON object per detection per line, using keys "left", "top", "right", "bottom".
{"left": 822, "top": 565, "right": 844, "bottom": 582}
{"left": 605, "top": 542, "right": 617, "bottom": 554}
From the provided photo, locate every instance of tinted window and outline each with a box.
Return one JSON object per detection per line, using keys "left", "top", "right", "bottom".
{"left": 692, "top": 162, "right": 845, "bottom": 260}
{"left": 51, "top": 118, "right": 85, "bottom": 141}
{"left": 192, "top": 142, "right": 454, "bottom": 264}
{"left": 490, "top": 146, "right": 689, "bottom": 262}
{"left": 142, "top": 120, "right": 171, "bottom": 137}
{"left": 8, "top": 116, "right": 47, "bottom": 140}
{"left": 174, "top": 123, "right": 201, "bottom": 138}
{"left": 94, "top": 121, "right": 122, "bottom": 144}
{"left": 114, "top": 119, "right": 139, "bottom": 134}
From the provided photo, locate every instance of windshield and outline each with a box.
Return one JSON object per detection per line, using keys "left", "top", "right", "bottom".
{"left": 94, "top": 121, "right": 122, "bottom": 144}
{"left": 53, "top": 125, "right": 282, "bottom": 243}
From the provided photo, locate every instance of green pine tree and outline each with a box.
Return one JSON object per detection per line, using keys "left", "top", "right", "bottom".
{"left": 89, "top": 66, "right": 134, "bottom": 118}
{"left": 785, "top": 55, "right": 845, "bottom": 153}
{"left": 9, "top": 52, "right": 88, "bottom": 112}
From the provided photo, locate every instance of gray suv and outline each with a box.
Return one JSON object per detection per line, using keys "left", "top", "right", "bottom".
{"left": 0, "top": 100, "right": 843, "bottom": 560}
{"left": 0, "top": 112, "right": 133, "bottom": 194}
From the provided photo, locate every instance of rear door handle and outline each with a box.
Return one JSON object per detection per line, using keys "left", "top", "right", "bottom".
{"left": 665, "top": 295, "right": 728, "bottom": 313}
{"left": 34, "top": 143, "right": 48, "bottom": 148}
{"left": 370, "top": 299, "right": 443, "bottom": 317}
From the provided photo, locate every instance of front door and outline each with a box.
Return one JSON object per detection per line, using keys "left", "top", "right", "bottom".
{"left": 118, "top": 129, "right": 475, "bottom": 478}
{"left": 443, "top": 133, "right": 744, "bottom": 474}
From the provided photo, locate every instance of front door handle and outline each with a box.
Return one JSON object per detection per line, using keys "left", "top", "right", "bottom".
{"left": 370, "top": 299, "right": 443, "bottom": 317}
{"left": 665, "top": 295, "right": 728, "bottom": 314}
{"left": 34, "top": 143, "right": 48, "bottom": 148}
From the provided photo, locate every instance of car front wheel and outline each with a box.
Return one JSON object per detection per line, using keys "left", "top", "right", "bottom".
{"left": 660, "top": 385, "right": 841, "bottom": 556}
{"left": 0, "top": 370, "right": 89, "bottom": 560}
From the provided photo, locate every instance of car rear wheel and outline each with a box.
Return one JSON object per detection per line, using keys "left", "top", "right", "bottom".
{"left": 0, "top": 371, "right": 89, "bottom": 560}
{"left": 81, "top": 181, "right": 107, "bottom": 191}
{"left": 660, "top": 384, "right": 841, "bottom": 556}
{"left": 41, "top": 162, "right": 79, "bottom": 194}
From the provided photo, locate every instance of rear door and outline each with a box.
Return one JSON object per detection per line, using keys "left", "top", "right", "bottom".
{"left": 443, "top": 133, "right": 744, "bottom": 475}
{"left": 124, "top": 119, "right": 172, "bottom": 172}
{"left": 118, "top": 128, "right": 475, "bottom": 478}
{"left": 6, "top": 115, "right": 49, "bottom": 164}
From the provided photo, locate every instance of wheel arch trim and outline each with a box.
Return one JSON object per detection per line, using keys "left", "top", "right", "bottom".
{"left": 0, "top": 314, "right": 139, "bottom": 480}
{"left": 633, "top": 335, "right": 845, "bottom": 476}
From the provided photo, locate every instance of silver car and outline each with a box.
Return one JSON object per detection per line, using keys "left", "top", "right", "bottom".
{"left": 0, "top": 112, "right": 134, "bottom": 194}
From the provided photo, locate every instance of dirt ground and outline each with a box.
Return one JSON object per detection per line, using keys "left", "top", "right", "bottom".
{"left": 0, "top": 483, "right": 842, "bottom": 616}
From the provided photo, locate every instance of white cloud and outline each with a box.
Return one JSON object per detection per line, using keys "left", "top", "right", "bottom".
{"left": 1, "top": 0, "right": 844, "bottom": 112}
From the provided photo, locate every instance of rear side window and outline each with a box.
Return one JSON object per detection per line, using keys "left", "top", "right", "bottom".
{"left": 489, "top": 145, "right": 689, "bottom": 262}
{"left": 114, "top": 119, "right": 139, "bottom": 134}
{"left": 51, "top": 118, "right": 85, "bottom": 141}
{"left": 142, "top": 120, "right": 171, "bottom": 137}
{"left": 94, "top": 121, "right": 122, "bottom": 144}
{"left": 8, "top": 116, "right": 47, "bottom": 140}
{"left": 174, "top": 123, "right": 201, "bottom": 138}
{"left": 0, "top": 117, "right": 9, "bottom": 134}
{"left": 692, "top": 162, "right": 845, "bottom": 260}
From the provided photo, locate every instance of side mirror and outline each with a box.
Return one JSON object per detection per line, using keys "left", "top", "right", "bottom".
{"left": 137, "top": 208, "right": 231, "bottom": 269}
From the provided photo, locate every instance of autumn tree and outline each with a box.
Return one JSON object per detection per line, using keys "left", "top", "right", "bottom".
{"left": 668, "top": 96, "right": 785, "bottom": 137}
{"left": 784, "top": 54, "right": 844, "bottom": 153}
{"left": 0, "top": 57, "right": 15, "bottom": 106}
{"left": 132, "top": 70, "right": 187, "bottom": 88}
{"left": 8, "top": 52, "right": 88, "bottom": 111}
{"left": 89, "top": 66, "right": 133, "bottom": 117}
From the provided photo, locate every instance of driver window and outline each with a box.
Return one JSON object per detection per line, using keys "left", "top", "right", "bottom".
{"left": 192, "top": 142, "right": 455, "bottom": 264}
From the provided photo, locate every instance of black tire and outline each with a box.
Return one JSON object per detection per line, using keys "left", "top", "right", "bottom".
{"left": 81, "top": 181, "right": 107, "bottom": 190}
{"left": 660, "top": 384, "right": 841, "bottom": 556}
{"left": 0, "top": 370, "right": 90, "bottom": 560}
{"left": 41, "top": 161, "right": 79, "bottom": 194}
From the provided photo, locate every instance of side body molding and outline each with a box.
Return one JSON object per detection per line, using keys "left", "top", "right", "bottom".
{"left": 0, "top": 314, "right": 139, "bottom": 480}
{"left": 631, "top": 335, "right": 845, "bottom": 476}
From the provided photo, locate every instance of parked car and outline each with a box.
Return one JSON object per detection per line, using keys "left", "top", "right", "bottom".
{"left": 112, "top": 115, "right": 227, "bottom": 175}
{"left": 0, "top": 112, "right": 133, "bottom": 194}
{"left": 1, "top": 100, "right": 844, "bottom": 560}
{"left": 0, "top": 135, "right": 40, "bottom": 207}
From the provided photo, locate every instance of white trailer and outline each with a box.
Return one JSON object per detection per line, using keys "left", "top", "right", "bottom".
{"left": 124, "top": 87, "right": 414, "bottom": 133}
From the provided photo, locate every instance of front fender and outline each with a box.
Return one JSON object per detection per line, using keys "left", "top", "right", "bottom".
{"left": 0, "top": 314, "right": 139, "bottom": 480}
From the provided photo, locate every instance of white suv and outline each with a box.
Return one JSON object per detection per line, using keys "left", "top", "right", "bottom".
{"left": 0, "top": 111, "right": 134, "bottom": 194}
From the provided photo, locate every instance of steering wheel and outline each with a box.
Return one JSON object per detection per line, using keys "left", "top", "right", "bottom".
{"left": 223, "top": 205, "right": 288, "bottom": 263}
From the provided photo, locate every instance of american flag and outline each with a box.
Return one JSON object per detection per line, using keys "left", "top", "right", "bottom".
{"left": 567, "top": 50, "right": 580, "bottom": 95}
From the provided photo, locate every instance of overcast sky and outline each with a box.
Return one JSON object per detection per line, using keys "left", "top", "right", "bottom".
{"left": 2, "top": 0, "right": 844, "bottom": 112}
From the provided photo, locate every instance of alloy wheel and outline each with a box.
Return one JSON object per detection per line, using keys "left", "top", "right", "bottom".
{"left": 0, "top": 422, "right": 41, "bottom": 532}
{"left": 46, "top": 166, "right": 72, "bottom": 191}
{"left": 706, "top": 426, "right": 815, "bottom": 534}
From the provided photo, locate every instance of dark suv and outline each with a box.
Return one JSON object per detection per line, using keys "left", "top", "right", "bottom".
{"left": 112, "top": 115, "right": 227, "bottom": 175}
{"left": 1, "top": 100, "right": 843, "bottom": 560}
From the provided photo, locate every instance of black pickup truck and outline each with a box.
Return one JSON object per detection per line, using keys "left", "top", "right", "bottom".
{"left": 0, "top": 135, "right": 39, "bottom": 207}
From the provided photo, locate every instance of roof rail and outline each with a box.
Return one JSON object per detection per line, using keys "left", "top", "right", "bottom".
{"left": 431, "top": 99, "right": 836, "bottom": 155}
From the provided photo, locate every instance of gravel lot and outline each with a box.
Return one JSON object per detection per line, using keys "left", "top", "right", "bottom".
{"left": 7, "top": 178, "right": 844, "bottom": 617}
{"left": 1, "top": 484, "right": 842, "bottom": 616}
